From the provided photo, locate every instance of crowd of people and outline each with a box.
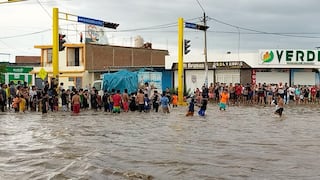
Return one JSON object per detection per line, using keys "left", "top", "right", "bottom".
{"left": 0, "top": 81, "right": 177, "bottom": 115}
{"left": 0, "top": 80, "right": 319, "bottom": 116}
{"left": 203, "top": 82, "right": 320, "bottom": 106}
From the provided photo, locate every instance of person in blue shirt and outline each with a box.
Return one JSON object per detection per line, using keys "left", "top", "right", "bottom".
{"left": 186, "top": 98, "right": 195, "bottom": 116}
{"left": 198, "top": 96, "right": 208, "bottom": 117}
{"left": 160, "top": 92, "right": 170, "bottom": 113}
{"left": 144, "top": 93, "right": 151, "bottom": 112}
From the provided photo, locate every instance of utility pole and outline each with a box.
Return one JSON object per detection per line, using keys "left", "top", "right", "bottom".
{"left": 52, "top": 8, "right": 59, "bottom": 78}
{"left": 195, "top": 0, "right": 209, "bottom": 87}
{"left": 177, "top": 17, "right": 185, "bottom": 105}
{"left": 203, "top": 12, "right": 208, "bottom": 87}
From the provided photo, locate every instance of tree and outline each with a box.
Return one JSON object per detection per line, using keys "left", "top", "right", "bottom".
{"left": 0, "top": 64, "right": 6, "bottom": 84}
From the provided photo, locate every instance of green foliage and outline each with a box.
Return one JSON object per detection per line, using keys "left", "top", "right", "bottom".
{"left": 0, "top": 64, "right": 6, "bottom": 84}
{"left": 169, "top": 87, "right": 191, "bottom": 97}
{"left": 184, "top": 88, "right": 191, "bottom": 97}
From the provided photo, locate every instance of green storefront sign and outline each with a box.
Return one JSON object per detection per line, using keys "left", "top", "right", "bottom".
{"left": 6, "top": 67, "right": 33, "bottom": 73}
{"left": 1, "top": 66, "right": 33, "bottom": 85}
{"left": 260, "top": 50, "right": 320, "bottom": 65}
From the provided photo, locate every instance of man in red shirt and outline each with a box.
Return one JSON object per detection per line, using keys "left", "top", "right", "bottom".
{"left": 310, "top": 85, "right": 317, "bottom": 104}
{"left": 235, "top": 83, "right": 243, "bottom": 104}
{"left": 112, "top": 90, "right": 122, "bottom": 113}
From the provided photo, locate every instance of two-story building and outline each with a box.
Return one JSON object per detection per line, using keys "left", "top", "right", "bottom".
{"left": 32, "top": 43, "right": 169, "bottom": 90}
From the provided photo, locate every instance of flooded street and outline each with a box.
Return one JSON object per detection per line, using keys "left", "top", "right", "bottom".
{"left": 1, "top": 104, "right": 320, "bottom": 180}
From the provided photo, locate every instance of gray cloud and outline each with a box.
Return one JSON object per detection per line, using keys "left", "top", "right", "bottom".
{"left": 1, "top": 0, "right": 320, "bottom": 61}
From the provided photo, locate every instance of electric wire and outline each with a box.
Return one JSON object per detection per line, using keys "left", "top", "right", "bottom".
{"left": 36, "top": 0, "right": 51, "bottom": 19}
{"left": 0, "top": 29, "right": 51, "bottom": 39}
{"left": 208, "top": 16, "right": 320, "bottom": 39}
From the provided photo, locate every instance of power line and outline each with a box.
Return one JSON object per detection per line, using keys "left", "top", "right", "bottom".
{"left": 196, "top": 0, "right": 205, "bottom": 13}
{"left": 0, "top": 29, "right": 50, "bottom": 39}
{"left": 36, "top": 0, "right": 51, "bottom": 19}
{"left": 117, "top": 17, "right": 201, "bottom": 32}
{"left": 208, "top": 16, "right": 320, "bottom": 39}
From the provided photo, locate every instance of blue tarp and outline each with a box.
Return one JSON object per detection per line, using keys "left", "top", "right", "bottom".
{"left": 102, "top": 70, "right": 138, "bottom": 94}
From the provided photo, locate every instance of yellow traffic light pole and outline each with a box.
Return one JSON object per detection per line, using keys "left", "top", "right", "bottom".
{"left": 52, "top": 8, "right": 59, "bottom": 78}
{"left": 177, "top": 18, "right": 185, "bottom": 105}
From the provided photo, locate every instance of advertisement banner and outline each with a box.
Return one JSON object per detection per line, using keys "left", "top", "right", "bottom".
{"left": 138, "top": 72, "right": 162, "bottom": 92}
{"left": 259, "top": 49, "right": 320, "bottom": 65}
{"left": 85, "top": 24, "right": 108, "bottom": 44}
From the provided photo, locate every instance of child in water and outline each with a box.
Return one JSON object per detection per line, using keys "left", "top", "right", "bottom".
{"left": 198, "top": 97, "right": 208, "bottom": 116}
{"left": 186, "top": 98, "right": 195, "bottom": 116}
{"left": 171, "top": 93, "right": 178, "bottom": 108}
{"left": 12, "top": 95, "right": 20, "bottom": 113}
{"left": 219, "top": 89, "right": 230, "bottom": 111}
{"left": 42, "top": 93, "right": 49, "bottom": 114}
{"left": 274, "top": 94, "right": 284, "bottom": 117}
{"left": 19, "top": 95, "right": 26, "bottom": 113}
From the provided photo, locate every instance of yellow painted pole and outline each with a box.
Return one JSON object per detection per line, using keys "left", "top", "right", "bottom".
{"left": 52, "top": 7, "right": 59, "bottom": 78}
{"left": 177, "top": 18, "right": 185, "bottom": 105}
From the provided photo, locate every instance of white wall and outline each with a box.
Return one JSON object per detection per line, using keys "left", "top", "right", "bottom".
{"left": 174, "top": 70, "right": 214, "bottom": 92}
{"left": 215, "top": 69, "right": 240, "bottom": 84}
{"left": 293, "top": 72, "right": 316, "bottom": 86}
{"left": 185, "top": 70, "right": 214, "bottom": 92}
{"left": 256, "top": 72, "right": 289, "bottom": 85}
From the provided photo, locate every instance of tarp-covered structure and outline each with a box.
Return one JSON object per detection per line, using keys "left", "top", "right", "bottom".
{"left": 102, "top": 69, "right": 138, "bottom": 94}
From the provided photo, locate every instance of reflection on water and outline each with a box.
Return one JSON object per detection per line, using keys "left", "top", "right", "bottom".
{"left": 0, "top": 104, "right": 320, "bottom": 179}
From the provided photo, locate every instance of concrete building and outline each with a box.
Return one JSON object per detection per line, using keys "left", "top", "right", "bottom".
{"left": 168, "top": 49, "right": 320, "bottom": 92}
{"left": 0, "top": 56, "right": 40, "bottom": 85}
{"left": 15, "top": 56, "right": 40, "bottom": 66}
{"left": 32, "top": 43, "right": 169, "bottom": 90}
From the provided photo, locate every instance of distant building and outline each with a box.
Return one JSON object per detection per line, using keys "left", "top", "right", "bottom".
{"left": 169, "top": 49, "right": 320, "bottom": 91}
{"left": 31, "top": 43, "right": 169, "bottom": 90}
{"left": 15, "top": 56, "right": 40, "bottom": 66}
{"left": 0, "top": 55, "right": 40, "bottom": 85}
{"left": 0, "top": 62, "right": 33, "bottom": 85}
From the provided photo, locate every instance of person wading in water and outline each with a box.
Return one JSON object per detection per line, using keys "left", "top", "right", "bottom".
{"left": 72, "top": 90, "right": 81, "bottom": 115}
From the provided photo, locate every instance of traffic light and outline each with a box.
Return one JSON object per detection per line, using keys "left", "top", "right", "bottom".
{"left": 184, "top": 39, "right": 191, "bottom": 55}
{"left": 196, "top": 24, "right": 209, "bottom": 31}
{"left": 59, "top": 34, "right": 66, "bottom": 51}
{"left": 103, "top": 22, "right": 119, "bottom": 29}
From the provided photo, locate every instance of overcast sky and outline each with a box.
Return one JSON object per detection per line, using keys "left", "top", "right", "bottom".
{"left": 1, "top": 0, "right": 320, "bottom": 62}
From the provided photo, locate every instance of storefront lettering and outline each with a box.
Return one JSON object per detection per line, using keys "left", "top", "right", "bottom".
{"left": 274, "top": 50, "right": 320, "bottom": 64}
{"left": 12, "top": 68, "right": 23, "bottom": 73}
{"left": 276, "top": 50, "right": 284, "bottom": 63}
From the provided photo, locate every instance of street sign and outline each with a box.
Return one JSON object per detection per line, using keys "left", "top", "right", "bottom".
{"left": 185, "top": 22, "right": 197, "bottom": 29}
{"left": 78, "top": 16, "right": 104, "bottom": 27}
{"left": 185, "top": 22, "right": 209, "bottom": 31}
{"left": 77, "top": 16, "right": 119, "bottom": 29}
{"left": 38, "top": 67, "right": 47, "bottom": 80}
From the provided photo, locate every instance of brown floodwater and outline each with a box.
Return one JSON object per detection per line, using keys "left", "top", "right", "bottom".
{"left": 1, "top": 104, "right": 320, "bottom": 180}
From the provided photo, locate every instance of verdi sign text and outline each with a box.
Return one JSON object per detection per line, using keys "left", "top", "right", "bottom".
{"left": 260, "top": 50, "right": 320, "bottom": 65}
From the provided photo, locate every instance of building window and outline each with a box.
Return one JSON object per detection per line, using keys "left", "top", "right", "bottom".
{"left": 47, "top": 49, "right": 52, "bottom": 63}
{"left": 67, "top": 48, "right": 80, "bottom": 66}
{"left": 68, "top": 76, "right": 82, "bottom": 89}
{"left": 76, "top": 77, "right": 82, "bottom": 89}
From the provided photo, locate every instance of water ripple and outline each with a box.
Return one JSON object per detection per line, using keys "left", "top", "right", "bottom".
{"left": 1, "top": 104, "right": 320, "bottom": 179}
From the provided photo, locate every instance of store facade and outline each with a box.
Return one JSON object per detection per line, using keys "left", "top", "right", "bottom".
{"left": 2, "top": 66, "right": 33, "bottom": 85}
{"left": 167, "top": 49, "right": 320, "bottom": 91}
{"left": 171, "top": 61, "right": 251, "bottom": 92}
{"left": 253, "top": 49, "right": 320, "bottom": 86}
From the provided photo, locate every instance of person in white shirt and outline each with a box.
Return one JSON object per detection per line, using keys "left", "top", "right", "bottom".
{"left": 288, "top": 86, "right": 295, "bottom": 104}
{"left": 29, "top": 86, "right": 37, "bottom": 111}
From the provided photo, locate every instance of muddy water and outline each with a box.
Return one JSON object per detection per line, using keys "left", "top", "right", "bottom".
{"left": 0, "top": 104, "right": 320, "bottom": 180}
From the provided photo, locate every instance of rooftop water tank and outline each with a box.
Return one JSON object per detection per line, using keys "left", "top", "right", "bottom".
{"left": 134, "top": 35, "right": 144, "bottom": 47}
